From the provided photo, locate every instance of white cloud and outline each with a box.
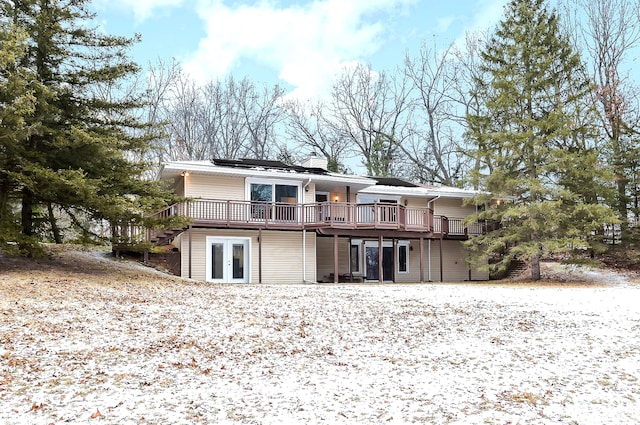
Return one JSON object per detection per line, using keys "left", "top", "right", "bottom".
{"left": 467, "top": 0, "right": 508, "bottom": 33}
{"left": 95, "top": 0, "right": 185, "bottom": 23}
{"left": 448, "top": 0, "right": 507, "bottom": 50}
{"left": 181, "top": 0, "right": 417, "bottom": 100}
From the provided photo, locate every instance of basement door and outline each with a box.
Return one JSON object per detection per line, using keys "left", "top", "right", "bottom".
{"left": 364, "top": 241, "right": 394, "bottom": 282}
{"left": 206, "top": 237, "right": 250, "bottom": 283}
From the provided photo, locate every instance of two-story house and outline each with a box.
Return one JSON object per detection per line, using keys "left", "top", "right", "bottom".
{"left": 151, "top": 156, "right": 489, "bottom": 283}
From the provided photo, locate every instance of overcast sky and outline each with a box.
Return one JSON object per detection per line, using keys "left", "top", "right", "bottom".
{"left": 91, "top": 0, "right": 509, "bottom": 99}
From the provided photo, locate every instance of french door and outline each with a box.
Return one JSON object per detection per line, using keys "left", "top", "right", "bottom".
{"left": 206, "top": 237, "right": 250, "bottom": 283}
{"left": 364, "top": 241, "right": 394, "bottom": 282}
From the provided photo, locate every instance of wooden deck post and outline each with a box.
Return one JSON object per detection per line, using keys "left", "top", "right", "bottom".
{"left": 420, "top": 237, "right": 424, "bottom": 283}
{"left": 378, "top": 235, "right": 383, "bottom": 283}
{"left": 258, "top": 228, "right": 262, "bottom": 284}
{"left": 334, "top": 234, "right": 339, "bottom": 283}
{"left": 188, "top": 225, "right": 192, "bottom": 279}
{"left": 349, "top": 236, "right": 353, "bottom": 283}
{"left": 439, "top": 235, "right": 443, "bottom": 282}
{"left": 393, "top": 238, "right": 397, "bottom": 283}
{"left": 346, "top": 186, "right": 351, "bottom": 222}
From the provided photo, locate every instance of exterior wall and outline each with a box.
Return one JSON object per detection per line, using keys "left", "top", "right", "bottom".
{"left": 170, "top": 173, "right": 490, "bottom": 283}
{"left": 424, "top": 239, "right": 489, "bottom": 282}
{"left": 304, "top": 182, "right": 316, "bottom": 204}
{"left": 176, "top": 228, "right": 316, "bottom": 283}
{"left": 315, "top": 236, "right": 488, "bottom": 283}
{"left": 316, "top": 236, "right": 351, "bottom": 282}
{"left": 325, "top": 188, "right": 357, "bottom": 204}
{"left": 184, "top": 174, "right": 245, "bottom": 200}
{"left": 432, "top": 197, "right": 476, "bottom": 218}
{"left": 404, "top": 197, "right": 427, "bottom": 208}
{"left": 173, "top": 177, "right": 185, "bottom": 198}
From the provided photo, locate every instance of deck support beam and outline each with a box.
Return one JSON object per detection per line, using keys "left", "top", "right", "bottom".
{"left": 333, "top": 234, "right": 339, "bottom": 283}
{"left": 378, "top": 235, "right": 383, "bottom": 283}
{"left": 440, "top": 235, "right": 444, "bottom": 282}
{"left": 258, "top": 228, "right": 262, "bottom": 284}
{"left": 188, "top": 225, "right": 192, "bottom": 279}
{"left": 420, "top": 237, "right": 424, "bottom": 283}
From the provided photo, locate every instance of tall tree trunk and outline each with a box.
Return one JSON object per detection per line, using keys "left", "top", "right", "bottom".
{"left": 0, "top": 181, "right": 10, "bottom": 225}
{"left": 47, "top": 202, "right": 62, "bottom": 244}
{"left": 21, "top": 187, "right": 34, "bottom": 237}
{"left": 531, "top": 254, "right": 541, "bottom": 281}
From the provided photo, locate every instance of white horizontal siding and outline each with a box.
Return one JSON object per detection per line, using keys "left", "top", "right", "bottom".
{"left": 178, "top": 228, "right": 315, "bottom": 283}
{"left": 185, "top": 174, "right": 244, "bottom": 200}
{"left": 433, "top": 198, "right": 476, "bottom": 218}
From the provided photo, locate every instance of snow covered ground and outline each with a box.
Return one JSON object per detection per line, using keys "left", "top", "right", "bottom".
{"left": 1, "top": 254, "right": 639, "bottom": 424}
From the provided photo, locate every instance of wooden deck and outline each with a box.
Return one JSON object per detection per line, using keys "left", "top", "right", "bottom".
{"left": 143, "top": 199, "right": 485, "bottom": 243}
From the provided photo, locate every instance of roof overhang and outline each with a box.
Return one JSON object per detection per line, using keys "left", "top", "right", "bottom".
{"left": 160, "top": 161, "right": 376, "bottom": 189}
{"left": 359, "top": 184, "right": 482, "bottom": 199}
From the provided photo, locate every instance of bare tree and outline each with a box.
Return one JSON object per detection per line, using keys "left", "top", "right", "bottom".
{"left": 238, "top": 78, "right": 286, "bottom": 160}
{"left": 329, "top": 63, "right": 413, "bottom": 176}
{"left": 281, "top": 98, "right": 351, "bottom": 172}
{"left": 403, "top": 39, "right": 470, "bottom": 186}
{"left": 563, "top": 0, "right": 640, "bottom": 236}
{"left": 201, "top": 77, "right": 247, "bottom": 160}
{"left": 140, "top": 61, "right": 286, "bottom": 162}
{"left": 140, "top": 58, "right": 183, "bottom": 164}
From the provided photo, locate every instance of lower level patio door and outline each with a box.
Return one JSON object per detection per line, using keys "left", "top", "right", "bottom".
{"left": 206, "top": 237, "right": 250, "bottom": 283}
{"left": 364, "top": 241, "right": 394, "bottom": 282}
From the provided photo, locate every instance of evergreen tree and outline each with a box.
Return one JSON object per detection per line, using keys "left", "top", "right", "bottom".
{"left": 0, "top": 0, "right": 180, "bottom": 255}
{"left": 466, "top": 0, "right": 616, "bottom": 280}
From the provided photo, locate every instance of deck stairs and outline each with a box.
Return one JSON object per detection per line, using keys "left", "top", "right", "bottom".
{"left": 506, "top": 259, "right": 528, "bottom": 278}
{"left": 149, "top": 227, "right": 187, "bottom": 245}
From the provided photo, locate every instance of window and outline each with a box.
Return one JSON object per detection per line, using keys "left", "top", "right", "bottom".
{"left": 248, "top": 179, "right": 299, "bottom": 203}
{"left": 350, "top": 240, "right": 362, "bottom": 274}
{"left": 398, "top": 241, "right": 409, "bottom": 273}
{"left": 275, "top": 184, "right": 297, "bottom": 203}
{"left": 251, "top": 183, "right": 272, "bottom": 202}
{"left": 247, "top": 178, "right": 301, "bottom": 222}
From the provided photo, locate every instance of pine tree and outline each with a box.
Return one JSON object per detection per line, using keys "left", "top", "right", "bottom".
{"left": 0, "top": 0, "right": 180, "bottom": 254}
{"left": 466, "top": 0, "right": 616, "bottom": 280}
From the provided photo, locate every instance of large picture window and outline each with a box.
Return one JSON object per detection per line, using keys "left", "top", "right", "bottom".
{"left": 247, "top": 178, "right": 301, "bottom": 222}
{"left": 251, "top": 183, "right": 272, "bottom": 202}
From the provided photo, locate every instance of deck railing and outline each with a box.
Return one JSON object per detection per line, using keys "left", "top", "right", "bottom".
{"left": 148, "top": 199, "right": 484, "bottom": 236}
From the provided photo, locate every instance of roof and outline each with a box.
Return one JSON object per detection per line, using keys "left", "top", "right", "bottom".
{"left": 369, "top": 176, "right": 419, "bottom": 187}
{"left": 212, "top": 158, "right": 329, "bottom": 176}
{"left": 159, "top": 159, "right": 486, "bottom": 199}
{"left": 359, "top": 184, "right": 482, "bottom": 199}
{"left": 159, "top": 160, "right": 376, "bottom": 187}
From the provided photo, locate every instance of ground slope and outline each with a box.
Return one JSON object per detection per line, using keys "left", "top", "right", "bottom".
{"left": 1, "top": 247, "right": 639, "bottom": 424}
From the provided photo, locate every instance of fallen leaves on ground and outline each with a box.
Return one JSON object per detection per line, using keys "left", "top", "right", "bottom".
{"left": 1, "top": 248, "right": 639, "bottom": 424}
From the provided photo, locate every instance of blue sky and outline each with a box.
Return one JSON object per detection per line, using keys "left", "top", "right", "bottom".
{"left": 91, "top": 0, "right": 510, "bottom": 99}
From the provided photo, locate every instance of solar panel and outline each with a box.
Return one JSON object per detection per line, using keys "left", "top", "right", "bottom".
{"left": 211, "top": 158, "right": 328, "bottom": 175}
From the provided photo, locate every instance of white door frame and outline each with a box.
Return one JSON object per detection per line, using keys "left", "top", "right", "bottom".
{"left": 364, "top": 240, "right": 393, "bottom": 282}
{"left": 205, "top": 236, "right": 251, "bottom": 283}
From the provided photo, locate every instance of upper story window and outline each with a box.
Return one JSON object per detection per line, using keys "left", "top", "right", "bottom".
{"left": 246, "top": 178, "right": 300, "bottom": 204}
{"left": 251, "top": 184, "right": 272, "bottom": 202}
{"left": 246, "top": 178, "right": 301, "bottom": 222}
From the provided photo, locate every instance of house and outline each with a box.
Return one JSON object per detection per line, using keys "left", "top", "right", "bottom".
{"left": 150, "top": 156, "right": 489, "bottom": 283}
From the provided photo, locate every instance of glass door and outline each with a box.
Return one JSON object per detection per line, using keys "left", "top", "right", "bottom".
{"left": 316, "top": 192, "right": 330, "bottom": 221}
{"left": 207, "top": 237, "right": 250, "bottom": 283}
{"left": 364, "top": 241, "right": 394, "bottom": 282}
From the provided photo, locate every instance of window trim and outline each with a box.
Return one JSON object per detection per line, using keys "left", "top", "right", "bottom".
{"left": 356, "top": 194, "right": 401, "bottom": 204}
{"left": 245, "top": 177, "right": 302, "bottom": 203}
{"left": 350, "top": 239, "right": 362, "bottom": 275}
{"left": 397, "top": 240, "right": 410, "bottom": 274}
